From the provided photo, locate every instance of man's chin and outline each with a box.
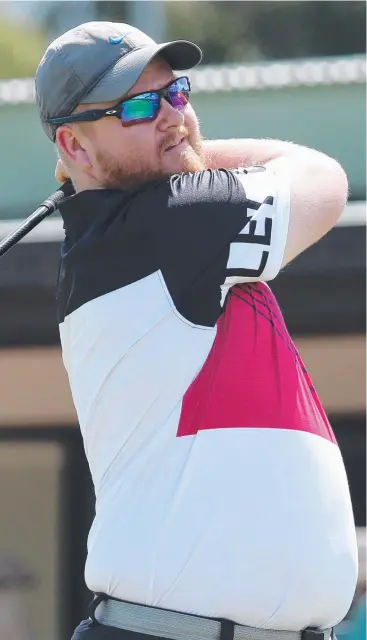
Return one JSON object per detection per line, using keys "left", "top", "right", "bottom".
{"left": 183, "top": 155, "right": 207, "bottom": 173}
{"left": 183, "top": 142, "right": 207, "bottom": 172}
{"left": 162, "top": 148, "right": 206, "bottom": 175}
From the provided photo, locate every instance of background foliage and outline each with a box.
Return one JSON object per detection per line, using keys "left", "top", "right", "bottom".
{"left": 0, "top": 0, "right": 365, "bottom": 78}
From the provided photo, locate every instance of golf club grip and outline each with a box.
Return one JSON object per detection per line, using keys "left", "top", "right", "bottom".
{"left": 0, "top": 180, "right": 74, "bottom": 259}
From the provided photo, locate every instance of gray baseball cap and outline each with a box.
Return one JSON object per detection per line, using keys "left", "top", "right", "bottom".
{"left": 35, "top": 21, "right": 202, "bottom": 141}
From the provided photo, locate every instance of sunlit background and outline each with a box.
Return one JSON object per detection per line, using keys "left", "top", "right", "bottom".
{"left": 0, "top": 2, "right": 365, "bottom": 640}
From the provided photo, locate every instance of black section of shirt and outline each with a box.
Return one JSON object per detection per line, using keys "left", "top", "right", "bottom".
{"left": 57, "top": 170, "right": 251, "bottom": 327}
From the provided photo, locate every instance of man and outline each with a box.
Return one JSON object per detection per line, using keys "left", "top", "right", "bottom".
{"left": 35, "top": 20, "right": 358, "bottom": 640}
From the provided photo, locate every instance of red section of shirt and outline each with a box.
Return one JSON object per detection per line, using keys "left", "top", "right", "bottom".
{"left": 177, "top": 283, "right": 336, "bottom": 443}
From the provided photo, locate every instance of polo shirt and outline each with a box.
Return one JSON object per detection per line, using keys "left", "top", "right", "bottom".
{"left": 58, "top": 167, "right": 358, "bottom": 631}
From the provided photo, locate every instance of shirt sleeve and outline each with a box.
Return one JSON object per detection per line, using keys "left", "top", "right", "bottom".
{"left": 222, "top": 166, "right": 290, "bottom": 285}
{"left": 150, "top": 166, "right": 290, "bottom": 327}
{"left": 56, "top": 167, "right": 290, "bottom": 327}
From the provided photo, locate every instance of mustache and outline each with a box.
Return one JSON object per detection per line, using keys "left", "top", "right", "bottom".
{"left": 160, "top": 127, "right": 190, "bottom": 154}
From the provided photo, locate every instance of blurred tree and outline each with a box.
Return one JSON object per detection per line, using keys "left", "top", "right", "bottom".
{"left": 249, "top": 1, "right": 367, "bottom": 60}
{"left": 94, "top": 0, "right": 366, "bottom": 64}
{"left": 33, "top": 0, "right": 98, "bottom": 39}
{"left": 2, "top": 0, "right": 365, "bottom": 78}
{"left": 164, "top": 0, "right": 366, "bottom": 64}
{"left": 165, "top": 2, "right": 260, "bottom": 64}
{"left": 94, "top": 1, "right": 129, "bottom": 22}
{"left": 0, "top": 18, "right": 46, "bottom": 79}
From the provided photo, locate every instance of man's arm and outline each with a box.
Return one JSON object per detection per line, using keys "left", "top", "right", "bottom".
{"left": 56, "top": 137, "right": 348, "bottom": 268}
{"left": 203, "top": 138, "right": 348, "bottom": 266}
{"left": 203, "top": 137, "right": 303, "bottom": 168}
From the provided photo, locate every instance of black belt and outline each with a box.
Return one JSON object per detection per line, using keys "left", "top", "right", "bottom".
{"left": 89, "top": 594, "right": 334, "bottom": 640}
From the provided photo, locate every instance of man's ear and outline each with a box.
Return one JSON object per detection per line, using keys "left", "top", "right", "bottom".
{"left": 55, "top": 125, "right": 92, "bottom": 170}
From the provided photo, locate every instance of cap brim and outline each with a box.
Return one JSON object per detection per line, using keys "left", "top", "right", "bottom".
{"left": 81, "top": 40, "right": 202, "bottom": 105}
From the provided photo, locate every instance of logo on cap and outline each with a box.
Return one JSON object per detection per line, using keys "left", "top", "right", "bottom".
{"left": 109, "top": 34, "right": 127, "bottom": 45}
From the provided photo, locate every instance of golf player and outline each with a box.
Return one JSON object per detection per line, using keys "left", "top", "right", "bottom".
{"left": 35, "top": 21, "right": 358, "bottom": 640}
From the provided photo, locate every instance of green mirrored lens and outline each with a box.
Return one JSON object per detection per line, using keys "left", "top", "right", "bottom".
{"left": 122, "top": 96, "right": 158, "bottom": 123}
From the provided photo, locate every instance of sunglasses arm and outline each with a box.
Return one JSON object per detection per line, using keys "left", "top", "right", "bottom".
{"left": 47, "top": 109, "right": 112, "bottom": 126}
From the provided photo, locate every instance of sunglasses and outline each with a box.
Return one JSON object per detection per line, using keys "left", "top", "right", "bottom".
{"left": 47, "top": 76, "right": 191, "bottom": 133}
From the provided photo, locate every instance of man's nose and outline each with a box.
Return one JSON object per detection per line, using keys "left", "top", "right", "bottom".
{"left": 157, "top": 99, "right": 185, "bottom": 130}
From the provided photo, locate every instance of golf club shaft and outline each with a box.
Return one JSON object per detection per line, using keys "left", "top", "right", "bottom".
{"left": 0, "top": 180, "right": 74, "bottom": 259}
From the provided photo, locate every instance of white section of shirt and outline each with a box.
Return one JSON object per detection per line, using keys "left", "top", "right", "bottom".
{"left": 224, "top": 168, "right": 290, "bottom": 285}
{"left": 59, "top": 269, "right": 357, "bottom": 630}
{"left": 84, "top": 426, "right": 357, "bottom": 631}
